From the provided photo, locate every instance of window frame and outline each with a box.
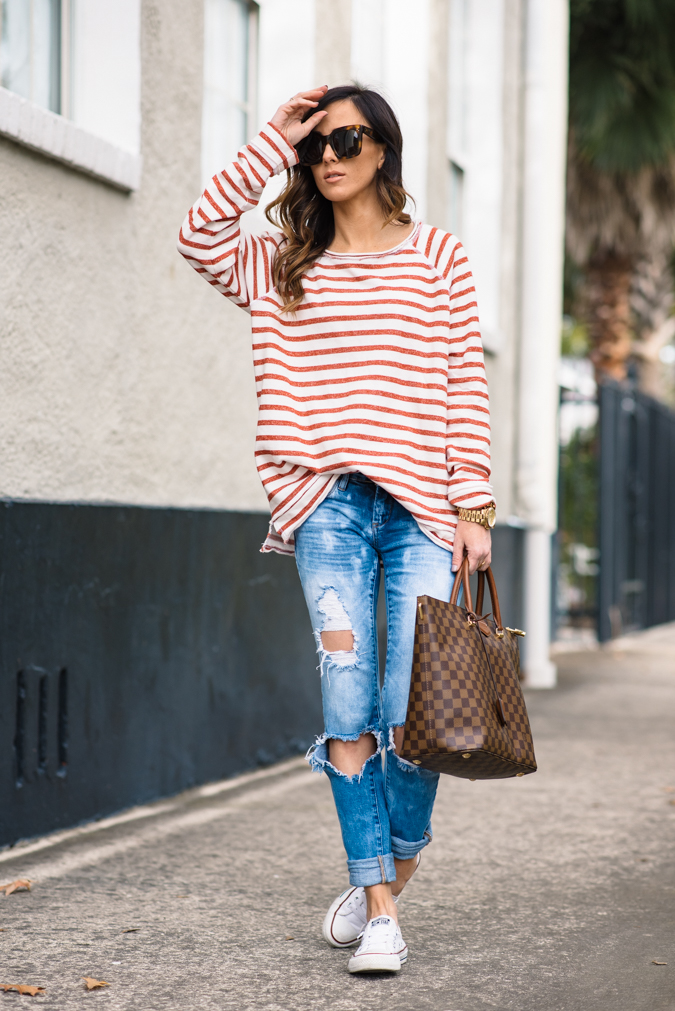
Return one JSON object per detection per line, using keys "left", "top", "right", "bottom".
{"left": 0, "top": 0, "right": 141, "bottom": 192}
{"left": 201, "top": 0, "right": 259, "bottom": 186}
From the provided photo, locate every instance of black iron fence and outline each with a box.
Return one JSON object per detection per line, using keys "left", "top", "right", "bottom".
{"left": 598, "top": 382, "right": 675, "bottom": 640}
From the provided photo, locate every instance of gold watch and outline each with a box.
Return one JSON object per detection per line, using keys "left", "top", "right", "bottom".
{"left": 457, "top": 503, "right": 496, "bottom": 529}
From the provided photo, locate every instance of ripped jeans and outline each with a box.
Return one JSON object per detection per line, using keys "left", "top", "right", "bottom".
{"left": 294, "top": 473, "right": 455, "bottom": 887}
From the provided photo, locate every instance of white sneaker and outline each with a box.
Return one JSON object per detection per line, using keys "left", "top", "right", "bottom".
{"left": 348, "top": 915, "right": 408, "bottom": 973}
{"left": 322, "top": 887, "right": 368, "bottom": 947}
{"left": 323, "top": 887, "right": 402, "bottom": 948}
{"left": 323, "top": 853, "right": 420, "bottom": 948}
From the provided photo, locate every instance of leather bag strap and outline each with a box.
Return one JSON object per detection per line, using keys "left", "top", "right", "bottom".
{"left": 476, "top": 571, "right": 485, "bottom": 615}
{"left": 449, "top": 557, "right": 504, "bottom": 630}
{"left": 484, "top": 567, "right": 503, "bottom": 629}
{"left": 449, "top": 556, "right": 473, "bottom": 610}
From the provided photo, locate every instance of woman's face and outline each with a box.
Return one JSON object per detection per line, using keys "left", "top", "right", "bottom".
{"left": 309, "top": 100, "right": 386, "bottom": 203}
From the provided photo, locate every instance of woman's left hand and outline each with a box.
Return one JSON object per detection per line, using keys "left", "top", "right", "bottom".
{"left": 452, "top": 519, "right": 492, "bottom": 574}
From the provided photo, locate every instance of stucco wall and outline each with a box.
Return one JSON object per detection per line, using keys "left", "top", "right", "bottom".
{"left": 0, "top": 0, "right": 267, "bottom": 513}
{"left": 0, "top": 0, "right": 557, "bottom": 531}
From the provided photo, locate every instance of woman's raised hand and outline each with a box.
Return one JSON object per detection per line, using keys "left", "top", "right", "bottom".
{"left": 270, "top": 86, "right": 329, "bottom": 149}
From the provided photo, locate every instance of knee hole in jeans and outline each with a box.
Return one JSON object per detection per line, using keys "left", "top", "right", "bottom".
{"left": 329, "top": 732, "right": 378, "bottom": 778}
{"left": 316, "top": 587, "right": 357, "bottom": 667}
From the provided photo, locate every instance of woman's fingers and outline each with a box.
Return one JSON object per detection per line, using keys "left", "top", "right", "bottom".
{"left": 293, "top": 86, "right": 329, "bottom": 101}
{"left": 466, "top": 544, "right": 491, "bottom": 574}
{"left": 273, "top": 99, "right": 317, "bottom": 126}
{"left": 451, "top": 530, "right": 465, "bottom": 572}
{"left": 293, "top": 109, "right": 328, "bottom": 140}
{"left": 270, "top": 86, "right": 329, "bottom": 144}
{"left": 453, "top": 520, "right": 492, "bottom": 575}
{"left": 281, "top": 87, "right": 328, "bottom": 117}
{"left": 287, "top": 97, "right": 321, "bottom": 110}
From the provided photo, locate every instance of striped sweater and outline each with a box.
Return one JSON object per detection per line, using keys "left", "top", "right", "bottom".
{"left": 178, "top": 123, "right": 494, "bottom": 556}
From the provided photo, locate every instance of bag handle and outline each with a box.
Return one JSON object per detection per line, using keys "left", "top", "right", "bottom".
{"left": 449, "top": 557, "right": 504, "bottom": 632}
{"left": 449, "top": 556, "right": 473, "bottom": 610}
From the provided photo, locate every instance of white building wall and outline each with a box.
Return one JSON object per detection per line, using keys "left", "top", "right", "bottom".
{"left": 243, "top": 0, "right": 316, "bottom": 236}
{"left": 351, "top": 0, "right": 431, "bottom": 219}
{"left": 0, "top": 0, "right": 569, "bottom": 680}
{"left": 257, "top": 0, "right": 316, "bottom": 132}
{"left": 457, "top": 0, "right": 505, "bottom": 355}
{"left": 491, "top": 0, "right": 525, "bottom": 524}
{"left": 0, "top": 0, "right": 267, "bottom": 512}
{"left": 446, "top": 0, "right": 515, "bottom": 513}
{"left": 517, "top": 0, "right": 569, "bottom": 685}
{"left": 351, "top": 0, "right": 385, "bottom": 84}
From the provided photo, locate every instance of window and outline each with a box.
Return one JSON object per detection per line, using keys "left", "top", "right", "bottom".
{"left": 0, "top": 1, "right": 141, "bottom": 189}
{"left": 0, "top": 0, "right": 64, "bottom": 113}
{"left": 202, "top": 0, "right": 258, "bottom": 184}
{"left": 1, "top": 0, "right": 140, "bottom": 154}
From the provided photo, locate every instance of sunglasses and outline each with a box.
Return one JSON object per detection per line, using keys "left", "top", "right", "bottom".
{"left": 296, "top": 124, "right": 382, "bottom": 166}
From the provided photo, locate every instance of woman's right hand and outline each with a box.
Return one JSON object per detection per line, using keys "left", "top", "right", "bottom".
{"left": 269, "top": 86, "right": 329, "bottom": 149}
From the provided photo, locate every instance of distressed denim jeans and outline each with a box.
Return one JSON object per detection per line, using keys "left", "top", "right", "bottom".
{"left": 294, "top": 473, "right": 456, "bottom": 887}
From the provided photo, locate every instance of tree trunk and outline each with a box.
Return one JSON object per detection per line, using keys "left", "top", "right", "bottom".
{"left": 584, "top": 253, "right": 633, "bottom": 382}
{"left": 630, "top": 249, "right": 675, "bottom": 402}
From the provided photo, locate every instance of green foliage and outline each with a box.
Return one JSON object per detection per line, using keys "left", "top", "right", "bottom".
{"left": 561, "top": 255, "right": 590, "bottom": 355}
{"left": 560, "top": 427, "right": 598, "bottom": 550}
{"left": 569, "top": 0, "right": 675, "bottom": 171}
{"left": 559, "top": 425, "right": 599, "bottom": 621}
{"left": 561, "top": 316, "right": 590, "bottom": 356}
{"left": 562, "top": 251, "right": 586, "bottom": 315}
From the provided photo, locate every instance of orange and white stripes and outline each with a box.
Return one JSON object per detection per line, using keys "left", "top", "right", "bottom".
{"left": 178, "top": 123, "right": 494, "bottom": 555}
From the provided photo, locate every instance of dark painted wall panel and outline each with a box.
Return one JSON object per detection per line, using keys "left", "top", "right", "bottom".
{"left": 1, "top": 504, "right": 524, "bottom": 847}
{"left": 1, "top": 503, "right": 321, "bottom": 846}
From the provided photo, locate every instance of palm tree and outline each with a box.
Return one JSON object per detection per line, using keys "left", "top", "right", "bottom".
{"left": 566, "top": 0, "right": 675, "bottom": 390}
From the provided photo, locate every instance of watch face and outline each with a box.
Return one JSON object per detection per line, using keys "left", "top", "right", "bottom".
{"left": 487, "top": 506, "right": 496, "bottom": 528}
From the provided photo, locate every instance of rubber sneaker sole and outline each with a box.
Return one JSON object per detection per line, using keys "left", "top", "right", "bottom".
{"left": 348, "top": 949, "right": 407, "bottom": 973}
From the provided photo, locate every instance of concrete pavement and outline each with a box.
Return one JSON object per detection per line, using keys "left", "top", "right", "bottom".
{"left": 1, "top": 626, "right": 674, "bottom": 1010}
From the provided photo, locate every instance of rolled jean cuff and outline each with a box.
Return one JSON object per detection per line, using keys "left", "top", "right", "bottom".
{"left": 391, "top": 829, "right": 432, "bottom": 861}
{"left": 347, "top": 853, "right": 396, "bottom": 887}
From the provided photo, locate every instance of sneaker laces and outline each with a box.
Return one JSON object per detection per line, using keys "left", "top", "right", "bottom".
{"left": 356, "top": 916, "right": 399, "bottom": 953}
{"left": 342, "top": 889, "right": 364, "bottom": 913}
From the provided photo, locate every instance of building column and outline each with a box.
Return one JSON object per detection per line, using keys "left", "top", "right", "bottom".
{"left": 315, "top": 0, "right": 352, "bottom": 86}
{"left": 523, "top": 528, "right": 556, "bottom": 686}
{"left": 516, "top": 0, "right": 569, "bottom": 687}
{"left": 425, "top": 0, "right": 449, "bottom": 229}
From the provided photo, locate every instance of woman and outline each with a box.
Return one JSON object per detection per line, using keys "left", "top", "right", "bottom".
{"left": 178, "top": 84, "right": 494, "bottom": 974}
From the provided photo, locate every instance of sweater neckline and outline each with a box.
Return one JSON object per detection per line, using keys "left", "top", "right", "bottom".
{"left": 322, "top": 221, "right": 421, "bottom": 259}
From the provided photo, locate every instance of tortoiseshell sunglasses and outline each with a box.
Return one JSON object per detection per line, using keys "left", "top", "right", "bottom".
{"left": 296, "top": 124, "right": 382, "bottom": 166}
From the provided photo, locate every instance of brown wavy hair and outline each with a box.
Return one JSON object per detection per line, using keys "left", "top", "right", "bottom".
{"left": 266, "top": 85, "right": 413, "bottom": 313}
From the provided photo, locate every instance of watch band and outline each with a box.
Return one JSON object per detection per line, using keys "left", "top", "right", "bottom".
{"left": 457, "top": 503, "right": 496, "bottom": 529}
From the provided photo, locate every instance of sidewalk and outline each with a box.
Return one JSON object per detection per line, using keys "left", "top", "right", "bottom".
{"left": 1, "top": 627, "right": 674, "bottom": 1010}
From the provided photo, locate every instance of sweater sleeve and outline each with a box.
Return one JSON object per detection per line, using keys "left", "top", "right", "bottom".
{"left": 422, "top": 228, "right": 495, "bottom": 510}
{"left": 177, "top": 123, "right": 298, "bottom": 311}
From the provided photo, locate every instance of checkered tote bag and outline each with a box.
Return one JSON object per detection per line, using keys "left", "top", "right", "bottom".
{"left": 399, "top": 558, "right": 537, "bottom": 779}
